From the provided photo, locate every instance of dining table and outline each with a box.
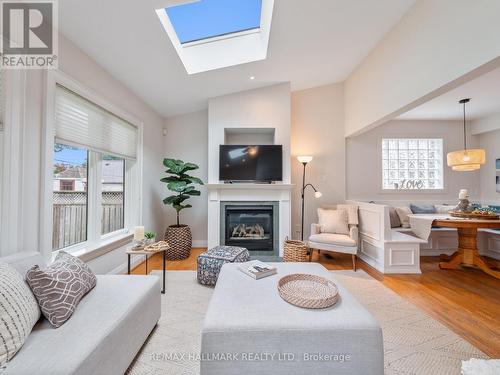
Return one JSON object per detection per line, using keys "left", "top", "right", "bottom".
{"left": 433, "top": 217, "right": 500, "bottom": 279}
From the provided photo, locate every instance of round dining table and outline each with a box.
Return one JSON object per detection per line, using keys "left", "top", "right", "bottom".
{"left": 433, "top": 218, "right": 500, "bottom": 279}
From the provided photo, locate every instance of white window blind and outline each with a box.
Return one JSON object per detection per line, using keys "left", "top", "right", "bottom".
{"left": 55, "top": 85, "right": 138, "bottom": 159}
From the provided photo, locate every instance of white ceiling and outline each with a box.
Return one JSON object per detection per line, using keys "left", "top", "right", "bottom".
{"left": 59, "top": 0, "right": 416, "bottom": 118}
{"left": 397, "top": 67, "right": 500, "bottom": 121}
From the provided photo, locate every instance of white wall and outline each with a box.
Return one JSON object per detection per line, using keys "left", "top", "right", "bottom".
{"left": 163, "top": 110, "right": 208, "bottom": 247}
{"left": 291, "top": 83, "right": 345, "bottom": 240}
{"left": 208, "top": 83, "right": 291, "bottom": 183}
{"left": 3, "top": 35, "right": 166, "bottom": 272}
{"left": 345, "top": 0, "right": 500, "bottom": 137}
{"left": 479, "top": 128, "right": 500, "bottom": 204}
{"left": 346, "top": 120, "right": 480, "bottom": 202}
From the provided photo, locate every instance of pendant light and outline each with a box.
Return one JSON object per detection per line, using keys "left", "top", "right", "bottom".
{"left": 446, "top": 98, "right": 486, "bottom": 171}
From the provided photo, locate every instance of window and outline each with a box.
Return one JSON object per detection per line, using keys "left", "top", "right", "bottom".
{"left": 52, "top": 84, "right": 138, "bottom": 252}
{"left": 382, "top": 138, "right": 444, "bottom": 190}
{"left": 53, "top": 144, "right": 88, "bottom": 250}
{"left": 165, "top": 0, "right": 262, "bottom": 44}
{"left": 101, "top": 156, "right": 125, "bottom": 235}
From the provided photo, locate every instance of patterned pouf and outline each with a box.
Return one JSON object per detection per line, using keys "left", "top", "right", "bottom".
{"left": 197, "top": 246, "right": 250, "bottom": 286}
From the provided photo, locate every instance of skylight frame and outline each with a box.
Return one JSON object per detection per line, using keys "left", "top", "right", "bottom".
{"left": 156, "top": 0, "right": 274, "bottom": 74}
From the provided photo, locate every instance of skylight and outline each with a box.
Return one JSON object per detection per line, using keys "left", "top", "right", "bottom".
{"left": 156, "top": 0, "right": 274, "bottom": 74}
{"left": 165, "top": 0, "right": 262, "bottom": 44}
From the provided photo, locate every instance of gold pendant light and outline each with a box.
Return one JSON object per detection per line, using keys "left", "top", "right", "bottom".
{"left": 447, "top": 98, "right": 486, "bottom": 171}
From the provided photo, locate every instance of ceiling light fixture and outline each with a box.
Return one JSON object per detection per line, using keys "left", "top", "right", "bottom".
{"left": 447, "top": 98, "right": 486, "bottom": 172}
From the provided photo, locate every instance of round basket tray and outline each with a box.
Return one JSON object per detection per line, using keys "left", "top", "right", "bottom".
{"left": 449, "top": 211, "right": 499, "bottom": 220}
{"left": 278, "top": 273, "right": 339, "bottom": 309}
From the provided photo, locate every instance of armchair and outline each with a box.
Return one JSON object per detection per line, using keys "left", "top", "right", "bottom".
{"left": 308, "top": 205, "right": 359, "bottom": 270}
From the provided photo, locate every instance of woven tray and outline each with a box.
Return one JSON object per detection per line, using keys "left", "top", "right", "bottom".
{"left": 278, "top": 273, "right": 339, "bottom": 309}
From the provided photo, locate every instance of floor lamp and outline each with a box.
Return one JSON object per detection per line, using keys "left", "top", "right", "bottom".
{"left": 297, "top": 156, "right": 322, "bottom": 241}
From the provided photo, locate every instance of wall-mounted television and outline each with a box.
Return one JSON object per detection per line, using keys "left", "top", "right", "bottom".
{"left": 219, "top": 145, "right": 283, "bottom": 182}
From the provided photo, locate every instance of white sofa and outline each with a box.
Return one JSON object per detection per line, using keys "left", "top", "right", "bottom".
{"left": 2, "top": 252, "right": 161, "bottom": 375}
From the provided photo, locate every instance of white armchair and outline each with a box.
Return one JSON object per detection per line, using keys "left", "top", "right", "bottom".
{"left": 308, "top": 205, "right": 359, "bottom": 270}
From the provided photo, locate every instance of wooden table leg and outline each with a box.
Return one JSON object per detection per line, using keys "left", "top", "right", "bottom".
{"left": 439, "top": 227, "right": 500, "bottom": 279}
{"left": 162, "top": 250, "right": 166, "bottom": 294}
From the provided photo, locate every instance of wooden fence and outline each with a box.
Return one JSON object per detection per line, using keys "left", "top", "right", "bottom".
{"left": 52, "top": 192, "right": 124, "bottom": 250}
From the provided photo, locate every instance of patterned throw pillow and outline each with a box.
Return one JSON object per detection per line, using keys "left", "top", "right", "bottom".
{"left": 26, "top": 251, "right": 96, "bottom": 328}
{"left": 0, "top": 263, "right": 41, "bottom": 368}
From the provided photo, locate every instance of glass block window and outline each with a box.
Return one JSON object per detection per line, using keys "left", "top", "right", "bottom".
{"left": 382, "top": 138, "right": 444, "bottom": 190}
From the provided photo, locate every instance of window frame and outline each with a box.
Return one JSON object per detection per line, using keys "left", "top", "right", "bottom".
{"left": 378, "top": 135, "right": 448, "bottom": 194}
{"left": 42, "top": 71, "right": 143, "bottom": 259}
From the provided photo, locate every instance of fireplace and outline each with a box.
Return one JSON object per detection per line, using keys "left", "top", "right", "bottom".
{"left": 223, "top": 204, "right": 275, "bottom": 251}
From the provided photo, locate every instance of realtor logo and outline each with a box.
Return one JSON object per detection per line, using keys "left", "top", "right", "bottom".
{"left": 1, "top": 0, "right": 58, "bottom": 69}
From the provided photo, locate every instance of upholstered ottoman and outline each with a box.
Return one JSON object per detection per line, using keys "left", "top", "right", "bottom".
{"left": 201, "top": 263, "right": 384, "bottom": 375}
{"left": 197, "top": 245, "right": 250, "bottom": 286}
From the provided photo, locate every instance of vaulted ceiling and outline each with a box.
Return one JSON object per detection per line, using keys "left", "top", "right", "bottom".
{"left": 59, "top": 0, "right": 415, "bottom": 118}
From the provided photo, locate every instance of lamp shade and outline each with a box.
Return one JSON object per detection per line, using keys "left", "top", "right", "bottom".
{"left": 314, "top": 191, "right": 322, "bottom": 198}
{"left": 297, "top": 155, "right": 313, "bottom": 164}
{"left": 447, "top": 149, "right": 485, "bottom": 171}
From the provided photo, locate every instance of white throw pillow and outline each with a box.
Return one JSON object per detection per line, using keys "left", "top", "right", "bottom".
{"left": 395, "top": 207, "right": 412, "bottom": 228}
{"left": 318, "top": 208, "right": 349, "bottom": 235}
{"left": 0, "top": 263, "right": 40, "bottom": 368}
{"left": 337, "top": 204, "right": 359, "bottom": 225}
{"left": 435, "top": 204, "right": 454, "bottom": 214}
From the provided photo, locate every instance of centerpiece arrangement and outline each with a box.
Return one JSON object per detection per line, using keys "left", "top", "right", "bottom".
{"left": 450, "top": 189, "right": 499, "bottom": 219}
{"left": 161, "top": 158, "right": 204, "bottom": 260}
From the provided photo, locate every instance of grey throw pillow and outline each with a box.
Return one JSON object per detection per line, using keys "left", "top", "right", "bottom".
{"left": 410, "top": 204, "right": 437, "bottom": 214}
{"left": 389, "top": 207, "right": 402, "bottom": 228}
{"left": 26, "top": 251, "right": 96, "bottom": 328}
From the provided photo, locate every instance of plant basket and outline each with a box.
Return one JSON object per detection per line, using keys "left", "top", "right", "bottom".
{"left": 283, "top": 239, "right": 310, "bottom": 262}
{"left": 164, "top": 225, "right": 192, "bottom": 260}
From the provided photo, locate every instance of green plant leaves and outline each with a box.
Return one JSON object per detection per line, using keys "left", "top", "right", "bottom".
{"left": 161, "top": 158, "right": 204, "bottom": 223}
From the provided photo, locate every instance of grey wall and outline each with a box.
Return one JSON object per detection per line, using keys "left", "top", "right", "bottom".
{"left": 163, "top": 110, "right": 208, "bottom": 247}
{"left": 291, "top": 83, "right": 345, "bottom": 240}
{"left": 346, "top": 120, "right": 481, "bottom": 202}
{"left": 479, "top": 128, "right": 500, "bottom": 204}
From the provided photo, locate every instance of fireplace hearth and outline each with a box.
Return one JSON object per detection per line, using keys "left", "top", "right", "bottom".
{"left": 224, "top": 204, "right": 274, "bottom": 251}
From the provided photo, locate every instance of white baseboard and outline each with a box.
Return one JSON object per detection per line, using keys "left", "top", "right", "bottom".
{"left": 108, "top": 254, "right": 143, "bottom": 275}
{"left": 192, "top": 240, "right": 207, "bottom": 248}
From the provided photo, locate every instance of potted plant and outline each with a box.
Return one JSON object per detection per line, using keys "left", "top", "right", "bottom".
{"left": 145, "top": 231, "right": 156, "bottom": 245}
{"left": 161, "top": 158, "right": 203, "bottom": 260}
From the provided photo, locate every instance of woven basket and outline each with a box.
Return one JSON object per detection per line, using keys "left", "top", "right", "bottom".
{"left": 164, "top": 225, "right": 192, "bottom": 260}
{"left": 283, "top": 239, "right": 310, "bottom": 262}
{"left": 278, "top": 273, "right": 339, "bottom": 309}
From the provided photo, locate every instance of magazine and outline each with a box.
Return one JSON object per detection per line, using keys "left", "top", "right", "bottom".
{"left": 238, "top": 260, "right": 277, "bottom": 280}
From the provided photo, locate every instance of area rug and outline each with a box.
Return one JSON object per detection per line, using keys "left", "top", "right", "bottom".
{"left": 127, "top": 270, "right": 487, "bottom": 375}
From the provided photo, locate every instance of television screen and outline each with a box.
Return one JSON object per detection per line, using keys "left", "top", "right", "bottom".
{"left": 219, "top": 145, "right": 283, "bottom": 182}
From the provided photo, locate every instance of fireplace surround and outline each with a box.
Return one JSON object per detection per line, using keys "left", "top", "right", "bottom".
{"left": 220, "top": 201, "right": 280, "bottom": 256}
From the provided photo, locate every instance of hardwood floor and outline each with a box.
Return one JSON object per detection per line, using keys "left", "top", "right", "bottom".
{"left": 132, "top": 249, "right": 500, "bottom": 358}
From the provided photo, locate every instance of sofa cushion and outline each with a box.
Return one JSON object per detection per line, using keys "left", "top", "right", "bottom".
{"left": 3, "top": 275, "right": 160, "bottom": 375}
{"left": 435, "top": 204, "right": 454, "bottom": 214}
{"left": 395, "top": 206, "right": 412, "bottom": 228}
{"left": 309, "top": 233, "right": 356, "bottom": 247}
{"left": 410, "top": 204, "right": 436, "bottom": 214}
{"left": 26, "top": 251, "right": 96, "bottom": 328}
{"left": 0, "top": 263, "right": 40, "bottom": 368}
{"left": 318, "top": 208, "right": 349, "bottom": 235}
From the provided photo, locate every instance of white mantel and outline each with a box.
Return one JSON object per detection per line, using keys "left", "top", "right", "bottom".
{"left": 206, "top": 84, "right": 292, "bottom": 255}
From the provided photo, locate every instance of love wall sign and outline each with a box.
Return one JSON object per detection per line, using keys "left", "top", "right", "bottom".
{"left": 394, "top": 179, "right": 424, "bottom": 190}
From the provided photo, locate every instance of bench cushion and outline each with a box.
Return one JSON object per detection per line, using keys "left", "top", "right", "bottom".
{"left": 4, "top": 275, "right": 160, "bottom": 375}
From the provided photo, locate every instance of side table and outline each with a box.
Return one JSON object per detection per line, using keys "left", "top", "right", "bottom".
{"left": 126, "top": 246, "right": 167, "bottom": 294}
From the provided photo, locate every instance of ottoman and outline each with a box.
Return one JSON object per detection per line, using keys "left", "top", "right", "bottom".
{"left": 197, "top": 245, "right": 250, "bottom": 286}
{"left": 201, "top": 263, "right": 384, "bottom": 375}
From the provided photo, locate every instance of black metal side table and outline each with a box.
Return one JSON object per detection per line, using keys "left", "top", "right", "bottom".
{"left": 126, "top": 246, "right": 167, "bottom": 294}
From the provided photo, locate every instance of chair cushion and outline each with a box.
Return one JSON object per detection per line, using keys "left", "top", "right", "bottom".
{"left": 26, "top": 251, "right": 97, "bottom": 328}
{"left": 317, "top": 208, "right": 349, "bottom": 235}
{"left": 0, "top": 263, "right": 40, "bottom": 368}
{"left": 309, "top": 233, "right": 356, "bottom": 247}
